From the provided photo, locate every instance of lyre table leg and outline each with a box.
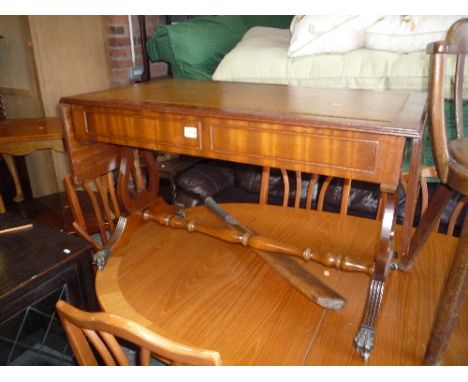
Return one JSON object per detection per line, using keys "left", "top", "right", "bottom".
{"left": 354, "top": 192, "right": 397, "bottom": 360}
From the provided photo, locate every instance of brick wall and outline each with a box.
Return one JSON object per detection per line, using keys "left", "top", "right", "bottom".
{"left": 105, "top": 15, "right": 168, "bottom": 86}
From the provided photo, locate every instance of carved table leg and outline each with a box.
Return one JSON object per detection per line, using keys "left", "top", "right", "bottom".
{"left": 2, "top": 153, "right": 25, "bottom": 202}
{"left": 354, "top": 192, "right": 397, "bottom": 360}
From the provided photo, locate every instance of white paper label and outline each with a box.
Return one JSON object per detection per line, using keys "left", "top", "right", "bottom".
{"left": 184, "top": 126, "right": 198, "bottom": 139}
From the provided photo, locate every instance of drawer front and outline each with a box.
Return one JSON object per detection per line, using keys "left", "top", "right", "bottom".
{"left": 207, "top": 119, "right": 405, "bottom": 186}
{"left": 77, "top": 107, "right": 203, "bottom": 152}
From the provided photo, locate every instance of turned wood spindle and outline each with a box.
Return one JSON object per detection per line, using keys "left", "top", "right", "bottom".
{"left": 142, "top": 211, "right": 374, "bottom": 276}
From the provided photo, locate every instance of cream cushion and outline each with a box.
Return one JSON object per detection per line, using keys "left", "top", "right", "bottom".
{"left": 288, "top": 15, "right": 383, "bottom": 57}
{"left": 213, "top": 26, "right": 468, "bottom": 96}
{"left": 366, "top": 15, "right": 466, "bottom": 52}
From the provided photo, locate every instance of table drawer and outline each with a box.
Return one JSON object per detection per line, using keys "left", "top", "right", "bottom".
{"left": 207, "top": 119, "right": 405, "bottom": 186}
{"left": 77, "top": 107, "right": 203, "bottom": 152}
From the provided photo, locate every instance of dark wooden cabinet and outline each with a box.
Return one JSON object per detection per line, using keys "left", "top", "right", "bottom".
{"left": 0, "top": 212, "right": 96, "bottom": 365}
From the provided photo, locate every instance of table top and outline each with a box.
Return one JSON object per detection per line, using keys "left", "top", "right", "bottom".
{"left": 0, "top": 117, "right": 63, "bottom": 143}
{"left": 95, "top": 203, "right": 389, "bottom": 365}
{"left": 62, "top": 79, "right": 427, "bottom": 138}
{"left": 0, "top": 212, "right": 91, "bottom": 303}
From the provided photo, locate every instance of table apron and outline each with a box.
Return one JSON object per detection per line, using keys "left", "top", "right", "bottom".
{"left": 73, "top": 105, "right": 406, "bottom": 187}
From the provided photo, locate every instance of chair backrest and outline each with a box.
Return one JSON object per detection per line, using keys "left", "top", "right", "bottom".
{"left": 427, "top": 18, "right": 468, "bottom": 188}
{"left": 401, "top": 166, "right": 467, "bottom": 236}
{"left": 60, "top": 103, "right": 159, "bottom": 249}
{"left": 56, "top": 300, "right": 222, "bottom": 366}
{"left": 64, "top": 171, "right": 121, "bottom": 249}
{"left": 258, "top": 166, "right": 386, "bottom": 220}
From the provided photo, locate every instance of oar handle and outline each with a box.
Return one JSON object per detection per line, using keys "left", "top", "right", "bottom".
{"left": 205, "top": 197, "right": 255, "bottom": 235}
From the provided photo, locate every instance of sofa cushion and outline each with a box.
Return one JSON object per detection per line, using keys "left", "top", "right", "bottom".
{"left": 366, "top": 15, "right": 466, "bottom": 53}
{"left": 214, "top": 26, "right": 468, "bottom": 94}
{"left": 176, "top": 162, "right": 236, "bottom": 200}
{"left": 235, "top": 164, "right": 318, "bottom": 202}
{"left": 146, "top": 15, "right": 293, "bottom": 80}
{"left": 288, "top": 15, "right": 383, "bottom": 57}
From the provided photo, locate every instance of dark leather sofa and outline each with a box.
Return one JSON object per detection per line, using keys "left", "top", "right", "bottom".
{"left": 169, "top": 157, "right": 465, "bottom": 236}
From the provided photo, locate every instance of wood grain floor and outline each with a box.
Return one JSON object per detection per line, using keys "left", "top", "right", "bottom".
{"left": 7, "top": 194, "right": 467, "bottom": 366}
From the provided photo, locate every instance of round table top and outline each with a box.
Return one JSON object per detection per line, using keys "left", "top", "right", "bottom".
{"left": 95, "top": 203, "right": 384, "bottom": 365}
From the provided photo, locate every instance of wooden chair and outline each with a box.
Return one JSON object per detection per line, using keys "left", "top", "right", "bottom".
{"left": 401, "top": 166, "right": 467, "bottom": 236}
{"left": 56, "top": 300, "right": 222, "bottom": 366}
{"left": 397, "top": 18, "right": 468, "bottom": 365}
{"left": 64, "top": 170, "right": 121, "bottom": 250}
{"left": 258, "top": 167, "right": 387, "bottom": 219}
{"left": 61, "top": 102, "right": 159, "bottom": 253}
{"left": 64, "top": 148, "right": 160, "bottom": 248}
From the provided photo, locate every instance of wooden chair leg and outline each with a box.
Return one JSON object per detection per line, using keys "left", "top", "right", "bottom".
{"left": 424, "top": 211, "right": 468, "bottom": 365}
{"left": 398, "top": 184, "right": 455, "bottom": 272}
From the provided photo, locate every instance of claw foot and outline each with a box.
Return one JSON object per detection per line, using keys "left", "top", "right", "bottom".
{"left": 93, "top": 248, "right": 111, "bottom": 271}
{"left": 354, "top": 325, "right": 375, "bottom": 361}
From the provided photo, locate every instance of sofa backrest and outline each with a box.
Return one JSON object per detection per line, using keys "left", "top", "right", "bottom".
{"left": 146, "top": 15, "right": 293, "bottom": 80}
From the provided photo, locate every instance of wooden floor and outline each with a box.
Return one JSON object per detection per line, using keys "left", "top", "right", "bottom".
{"left": 4, "top": 194, "right": 467, "bottom": 366}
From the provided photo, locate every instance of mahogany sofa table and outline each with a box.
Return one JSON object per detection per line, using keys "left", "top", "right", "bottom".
{"left": 60, "top": 79, "right": 427, "bottom": 360}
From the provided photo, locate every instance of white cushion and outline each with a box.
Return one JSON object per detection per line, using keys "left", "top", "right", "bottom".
{"left": 288, "top": 15, "right": 383, "bottom": 57}
{"left": 366, "top": 15, "right": 466, "bottom": 53}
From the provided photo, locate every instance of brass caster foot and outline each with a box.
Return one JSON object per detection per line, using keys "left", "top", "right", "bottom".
{"left": 354, "top": 325, "right": 375, "bottom": 361}
{"left": 93, "top": 248, "right": 111, "bottom": 271}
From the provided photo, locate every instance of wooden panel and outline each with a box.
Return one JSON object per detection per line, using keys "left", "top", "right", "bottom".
{"left": 63, "top": 104, "right": 121, "bottom": 183}
{"left": 0, "top": 16, "right": 44, "bottom": 119}
{"left": 28, "top": 16, "right": 111, "bottom": 118}
{"left": 81, "top": 107, "right": 202, "bottom": 152}
{"left": 207, "top": 119, "right": 405, "bottom": 186}
{"left": 0, "top": 117, "right": 62, "bottom": 143}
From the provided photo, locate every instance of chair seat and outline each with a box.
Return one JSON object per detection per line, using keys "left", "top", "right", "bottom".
{"left": 449, "top": 138, "right": 468, "bottom": 167}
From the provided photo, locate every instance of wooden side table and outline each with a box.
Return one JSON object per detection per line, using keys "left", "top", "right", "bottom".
{"left": 0, "top": 212, "right": 96, "bottom": 365}
{"left": 0, "top": 117, "right": 64, "bottom": 213}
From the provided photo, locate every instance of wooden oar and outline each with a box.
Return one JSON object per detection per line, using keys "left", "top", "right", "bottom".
{"left": 205, "top": 198, "right": 351, "bottom": 311}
